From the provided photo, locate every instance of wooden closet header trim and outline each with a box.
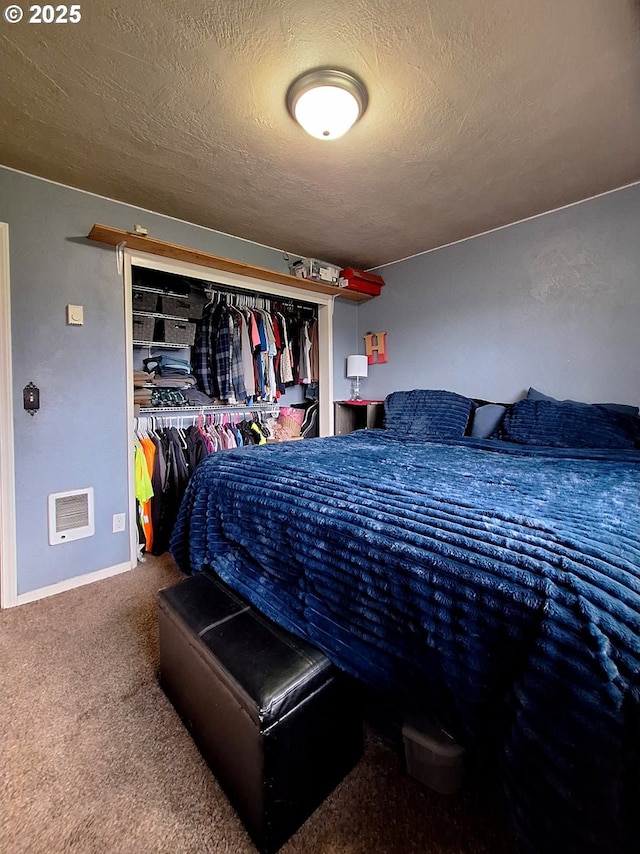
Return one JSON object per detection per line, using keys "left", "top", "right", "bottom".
{"left": 87, "top": 224, "right": 372, "bottom": 302}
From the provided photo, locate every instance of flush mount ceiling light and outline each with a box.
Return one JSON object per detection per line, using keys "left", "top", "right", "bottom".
{"left": 286, "top": 68, "right": 368, "bottom": 140}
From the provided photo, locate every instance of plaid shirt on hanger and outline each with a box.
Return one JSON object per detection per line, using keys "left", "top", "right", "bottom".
{"left": 193, "top": 302, "right": 217, "bottom": 397}
{"left": 230, "top": 310, "right": 247, "bottom": 404}
{"left": 215, "top": 308, "right": 233, "bottom": 400}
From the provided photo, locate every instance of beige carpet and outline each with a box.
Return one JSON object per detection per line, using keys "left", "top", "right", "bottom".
{"left": 0, "top": 554, "right": 516, "bottom": 853}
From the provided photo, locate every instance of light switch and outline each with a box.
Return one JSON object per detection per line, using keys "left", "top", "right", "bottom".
{"left": 67, "top": 304, "right": 84, "bottom": 325}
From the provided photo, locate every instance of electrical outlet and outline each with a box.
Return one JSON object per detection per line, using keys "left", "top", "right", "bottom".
{"left": 112, "top": 513, "right": 126, "bottom": 533}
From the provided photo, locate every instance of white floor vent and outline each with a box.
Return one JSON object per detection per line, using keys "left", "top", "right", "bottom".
{"left": 48, "top": 488, "right": 95, "bottom": 545}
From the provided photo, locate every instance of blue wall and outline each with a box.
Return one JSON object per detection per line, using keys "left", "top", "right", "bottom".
{"left": 3, "top": 168, "right": 638, "bottom": 596}
{"left": 0, "top": 168, "right": 356, "bottom": 595}
{"left": 358, "top": 184, "right": 640, "bottom": 407}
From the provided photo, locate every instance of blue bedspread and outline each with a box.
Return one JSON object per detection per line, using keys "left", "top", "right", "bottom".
{"left": 170, "top": 431, "right": 640, "bottom": 854}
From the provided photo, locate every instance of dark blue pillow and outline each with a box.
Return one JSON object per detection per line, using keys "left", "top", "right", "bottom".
{"left": 527, "top": 387, "right": 639, "bottom": 416}
{"left": 499, "top": 398, "right": 640, "bottom": 449}
{"left": 384, "top": 389, "right": 474, "bottom": 438}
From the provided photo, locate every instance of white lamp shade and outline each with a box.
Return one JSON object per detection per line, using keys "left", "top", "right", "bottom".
{"left": 346, "top": 355, "right": 368, "bottom": 379}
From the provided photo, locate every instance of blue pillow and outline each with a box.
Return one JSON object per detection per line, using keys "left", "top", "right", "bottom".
{"left": 499, "top": 398, "right": 640, "bottom": 449}
{"left": 470, "top": 404, "right": 508, "bottom": 438}
{"left": 527, "top": 387, "right": 638, "bottom": 416}
{"left": 384, "top": 389, "right": 474, "bottom": 438}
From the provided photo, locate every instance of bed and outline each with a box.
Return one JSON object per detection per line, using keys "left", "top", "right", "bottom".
{"left": 170, "top": 389, "right": 640, "bottom": 854}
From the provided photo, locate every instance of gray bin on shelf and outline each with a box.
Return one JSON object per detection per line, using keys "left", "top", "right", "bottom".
{"left": 188, "top": 288, "right": 207, "bottom": 319}
{"left": 132, "top": 314, "right": 156, "bottom": 341}
{"left": 160, "top": 295, "right": 192, "bottom": 318}
{"left": 132, "top": 289, "right": 158, "bottom": 312}
{"left": 159, "top": 318, "right": 196, "bottom": 346}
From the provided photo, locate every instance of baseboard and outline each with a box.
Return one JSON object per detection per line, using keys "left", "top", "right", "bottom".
{"left": 15, "top": 560, "right": 134, "bottom": 606}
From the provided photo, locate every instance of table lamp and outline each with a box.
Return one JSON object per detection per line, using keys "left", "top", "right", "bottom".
{"left": 346, "top": 355, "right": 368, "bottom": 401}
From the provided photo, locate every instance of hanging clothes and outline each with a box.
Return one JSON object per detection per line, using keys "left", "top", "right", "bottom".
{"left": 239, "top": 308, "right": 256, "bottom": 397}
{"left": 191, "top": 288, "right": 317, "bottom": 405}
{"left": 134, "top": 437, "right": 154, "bottom": 552}
{"left": 193, "top": 299, "right": 224, "bottom": 397}
{"left": 139, "top": 436, "right": 156, "bottom": 552}
{"left": 230, "top": 310, "right": 246, "bottom": 404}
{"left": 134, "top": 410, "right": 276, "bottom": 556}
{"left": 299, "top": 321, "right": 312, "bottom": 384}
{"left": 276, "top": 311, "right": 294, "bottom": 385}
{"left": 309, "top": 318, "right": 319, "bottom": 383}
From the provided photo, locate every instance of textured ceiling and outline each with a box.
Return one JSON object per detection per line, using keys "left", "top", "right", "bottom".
{"left": 1, "top": 0, "right": 639, "bottom": 269}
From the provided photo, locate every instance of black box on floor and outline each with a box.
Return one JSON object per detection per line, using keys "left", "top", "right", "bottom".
{"left": 157, "top": 572, "right": 363, "bottom": 854}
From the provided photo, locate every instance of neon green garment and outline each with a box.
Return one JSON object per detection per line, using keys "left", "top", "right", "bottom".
{"left": 250, "top": 422, "right": 267, "bottom": 445}
{"left": 134, "top": 439, "right": 154, "bottom": 503}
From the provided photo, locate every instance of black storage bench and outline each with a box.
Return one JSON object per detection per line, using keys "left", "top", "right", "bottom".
{"left": 158, "top": 572, "right": 363, "bottom": 853}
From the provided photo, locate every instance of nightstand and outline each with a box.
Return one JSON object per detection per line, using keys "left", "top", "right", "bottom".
{"left": 334, "top": 400, "right": 384, "bottom": 435}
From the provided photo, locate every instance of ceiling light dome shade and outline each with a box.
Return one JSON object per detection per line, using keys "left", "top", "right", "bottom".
{"left": 287, "top": 69, "right": 368, "bottom": 140}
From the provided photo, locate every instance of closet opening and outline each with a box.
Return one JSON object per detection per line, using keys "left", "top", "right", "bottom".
{"left": 123, "top": 248, "right": 335, "bottom": 566}
{"left": 132, "top": 265, "right": 321, "bottom": 414}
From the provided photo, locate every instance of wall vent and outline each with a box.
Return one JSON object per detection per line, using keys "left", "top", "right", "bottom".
{"left": 48, "top": 488, "right": 94, "bottom": 545}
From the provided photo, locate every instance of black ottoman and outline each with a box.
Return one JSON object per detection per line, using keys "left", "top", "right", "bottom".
{"left": 158, "top": 572, "right": 363, "bottom": 853}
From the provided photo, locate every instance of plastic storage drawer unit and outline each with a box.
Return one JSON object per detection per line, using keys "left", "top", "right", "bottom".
{"left": 290, "top": 257, "right": 341, "bottom": 284}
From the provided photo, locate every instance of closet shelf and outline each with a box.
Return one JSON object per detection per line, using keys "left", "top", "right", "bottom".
{"left": 137, "top": 403, "right": 279, "bottom": 414}
{"left": 133, "top": 340, "right": 190, "bottom": 349}
{"left": 88, "top": 224, "right": 374, "bottom": 302}
{"left": 133, "top": 285, "right": 190, "bottom": 298}
{"left": 133, "top": 310, "right": 196, "bottom": 322}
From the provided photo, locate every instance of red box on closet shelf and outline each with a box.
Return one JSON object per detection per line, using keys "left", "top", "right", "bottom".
{"left": 340, "top": 268, "right": 385, "bottom": 296}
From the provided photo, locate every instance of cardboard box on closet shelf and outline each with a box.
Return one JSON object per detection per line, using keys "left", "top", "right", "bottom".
{"left": 340, "top": 268, "right": 385, "bottom": 296}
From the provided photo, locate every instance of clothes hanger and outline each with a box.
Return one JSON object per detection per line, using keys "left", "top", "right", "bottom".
{"left": 137, "top": 416, "right": 149, "bottom": 440}
{"left": 177, "top": 424, "right": 188, "bottom": 449}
